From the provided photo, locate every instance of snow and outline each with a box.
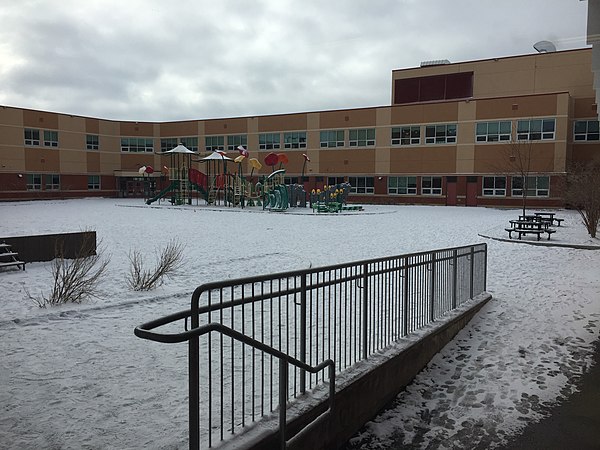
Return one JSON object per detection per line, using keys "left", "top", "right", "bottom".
{"left": 0, "top": 198, "right": 599, "bottom": 449}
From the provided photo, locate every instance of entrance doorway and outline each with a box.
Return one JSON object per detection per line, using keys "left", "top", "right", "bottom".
{"left": 446, "top": 177, "right": 457, "bottom": 206}
{"left": 466, "top": 176, "right": 478, "bottom": 206}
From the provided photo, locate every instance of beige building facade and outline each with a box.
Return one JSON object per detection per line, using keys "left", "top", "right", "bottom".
{"left": 0, "top": 48, "right": 598, "bottom": 207}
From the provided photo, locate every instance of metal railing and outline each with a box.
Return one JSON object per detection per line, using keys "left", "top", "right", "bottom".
{"left": 135, "top": 243, "right": 487, "bottom": 449}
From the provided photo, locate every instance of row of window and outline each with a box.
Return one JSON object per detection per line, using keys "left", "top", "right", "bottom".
{"left": 26, "top": 174, "right": 100, "bottom": 190}
{"left": 387, "top": 176, "right": 443, "bottom": 195}
{"left": 349, "top": 175, "right": 549, "bottom": 197}
{"left": 24, "top": 129, "right": 59, "bottom": 147}
{"left": 387, "top": 175, "right": 549, "bottom": 197}
{"left": 481, "top": 175, "right": 548, "bottom": 197}
{"left": 23, "top": 119, "right": 599, "bottom": 152}
{"left": 327, "top": 175, "right": 541, "bottom": 197}
{"left": 22, "top": 172, "right": 549, "bottom": 197}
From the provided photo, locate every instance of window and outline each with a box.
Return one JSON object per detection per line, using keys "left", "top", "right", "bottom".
{"left": 259, "top": 133, "right": 280, "bottom": 150}
{"left": 284, "top": 177, "right": 299, "bottom": 185}
{"left": 327, "top": 177, "right": 345, "bottom": 186}
{"left": 348, "top": 176, "right": 374, "bottom": 194}
{"left": 26, "top": 174, "right": 42, "bottom": 190}
{"left": 205, "top": 136, "right": 225, "bottom": 152}
{"left": 574, "top": 120, "right": 600, "bottom": 141}
{"left": 425, "top": 124, "right": 457, "bottom": 144}
{"left": 160, "top": 137, "right": 198, "bottom": 152}
{"left": 511, "top": 176, "right": 549, "bottom": 197}
{"left": 517, "top": 118, "right": 555, "bottom": 141}
{"left": 394, "top": 72, "right": 474, "bottom": 104}
{"left": 476, "top": 121, "right": 511, "bottom": 142}
{"left": 482, "top": 176, "right": 506, "bottom": 196}
{"left": 349, "top": 128, "right": 375, "bottom": 147}
{"left": 88, "top": 175, "right": 100, "bottom": 190}
{"left": 388, "top": 176, "right": 417, "bottom": 195}
{"left": 160, "top": 138, "right": 179, "bottom": 152}
{"left": 391, "top": 126, "right": 420, "bottom": 145}
{"left": 180, "top": 137, "right": 198, "bottom": 152}
{"left": 43, "top": 130, "right": 59, "bottom": 147}
{"left": 227, "top": 135, "right": 247, "bottom": 151}
{"left": 284, "top": 131, "right": 307, "bottom": 149}
{"left": 320, "top": 130, "right": 345, "bottom": 148}
{"left": 45, "top": 174, "right": 60, "bottom": 190}
{"left": 24, "top": 129, "right": 40, "bottom": 146}
{"left": 86, "top": 134, "right": 99, "bottom": 150}
{"left": 421, "top": 176, "right": 442, "bottom": 195}
{"left": 121, "top": 137, "right": 153, "bottom": 152}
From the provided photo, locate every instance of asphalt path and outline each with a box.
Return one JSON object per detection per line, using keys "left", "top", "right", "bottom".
{"left": 496, "top": 340, "right": 600, "bottom": 450}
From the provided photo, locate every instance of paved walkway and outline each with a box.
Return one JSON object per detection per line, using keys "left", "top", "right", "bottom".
{"left": 498, "top": 340, "right": 600, "bottom": 450}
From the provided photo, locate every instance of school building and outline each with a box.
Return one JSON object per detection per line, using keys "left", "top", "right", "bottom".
{"left": 1, "top": 47, "right": 599, "bottom": 207}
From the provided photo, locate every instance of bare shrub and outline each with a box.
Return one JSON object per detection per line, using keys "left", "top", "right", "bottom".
{"left": 564, "top": 161, "right": 600, "bottom": 238}
{"left": 127, "top": 239, "right": 184, "bottom": 291}
{"left": 28, "top": 235, "right": 109, "bottom": 308}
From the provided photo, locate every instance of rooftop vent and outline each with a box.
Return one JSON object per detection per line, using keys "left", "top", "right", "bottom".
{"left": 420, "top": 59, "right": 451, "bottom": 67}
{"left": 533, "top": 40, "right": 556, "bottom": 53}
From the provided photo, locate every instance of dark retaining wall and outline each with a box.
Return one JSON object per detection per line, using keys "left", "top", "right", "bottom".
{"left": 0, "top": 231, "right": 97, "bottom": 262}
{"left": 236, "top": 293, "right": 492, "bottom": 450}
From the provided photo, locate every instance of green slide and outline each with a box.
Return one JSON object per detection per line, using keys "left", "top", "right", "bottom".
{"left": 146, "top": 181, "right": 179, "bottom": 205}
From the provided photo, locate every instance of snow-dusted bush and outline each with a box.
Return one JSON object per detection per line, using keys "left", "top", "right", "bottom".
{"left": 127, "top": 239, "right": 184, "bottom": 291}
{"left": 29, "top": 237, "right": 109, "bottom": 308}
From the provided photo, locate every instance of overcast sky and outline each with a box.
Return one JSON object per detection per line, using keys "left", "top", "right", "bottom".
{"left": 0, "top": 0, "right": 590, "bottom": 122}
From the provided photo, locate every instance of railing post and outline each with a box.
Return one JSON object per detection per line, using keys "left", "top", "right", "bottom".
{"left": 189, "top": 337, "right": 200, "bottom": 450}
{"left": 300, "top": 273, "right": 307, "bottom": 394}
{"left": 470, "top": 246, "right": 475, "bottom": 299}
{"left": 403, "top": 257, "right": 409, "bottom": 336}
{"left": 430, "top": 252, "right": 436, "bottom": 322}
{"left": 279, "top": 359, "right": 288, "bottom": 450}
{"left": 362, "top": 263, "right": 369, "bottom": 360}
{"left": 189, "top": 291, "right": 202, "bottom": 450}
{"left": 483, "top": 244, "right": 488, "bottom": 292}
{"left": 452, "top": 249, "right": 458, "bottom": 309}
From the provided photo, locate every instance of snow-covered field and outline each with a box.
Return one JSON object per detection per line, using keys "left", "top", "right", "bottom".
{"left": 0, "top": 198, "right": 599, "bottom": 449}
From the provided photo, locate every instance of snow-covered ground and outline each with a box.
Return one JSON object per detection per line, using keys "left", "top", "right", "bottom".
{"left": 0, "top": 198, "right": 598, "bottom": 449}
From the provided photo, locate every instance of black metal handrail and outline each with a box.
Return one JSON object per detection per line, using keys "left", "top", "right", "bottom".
{"left": 135, "top": 242, "right": 487, "bottom": 449}
{"left": 135, "top": 320, "right": 335, "bottom": 450}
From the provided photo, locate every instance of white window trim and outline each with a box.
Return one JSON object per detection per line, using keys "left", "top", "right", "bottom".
{"left": 391, "top": 126, "right": 421, "bottom": 146}
{"left": 573, "top": 119, "right": 600, "bottom": 142}
{"left": 388, "top": 176, "right": 417, "bottom": 195}
{"left": 482, "top": 176, "right": 506, "bottom": 196}
{"left": 425, "top": 124, "right": 457, "bottom": 145}
{"left": 421, "top": 176, "right": 443, "bottom": 195}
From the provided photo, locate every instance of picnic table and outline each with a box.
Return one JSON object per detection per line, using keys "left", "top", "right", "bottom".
{"left": 534, "top": 212, "right": 564, "bottom": 226}
{"left": 519, "top": 214, "right": 552, "bottom": 227}
{"left": 505, "top": 219, "right": 556, "bottom": 241}
{"left": 519, "top": 214, "right": 542, "bottom": 222}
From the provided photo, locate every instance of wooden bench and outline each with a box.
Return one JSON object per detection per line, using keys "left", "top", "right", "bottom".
{"left": 505, "top": 227, "right": 556, "bottom": 241}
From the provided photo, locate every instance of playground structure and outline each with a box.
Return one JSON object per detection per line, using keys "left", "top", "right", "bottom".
{"left": 310, "top": 182, "right": 360, "bottom": 213}
{"left": 144, "top": 145, "right": 358, "bottom": 212}
{"left": 146, "top": 144, "right": 197, "bottom": 205}
{"left": 258, "top": 169, "right": 289, "bottom": 211}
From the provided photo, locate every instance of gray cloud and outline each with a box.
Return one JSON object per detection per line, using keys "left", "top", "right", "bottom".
{"left": 0, "top": 0, "right": 589, "bottom": 121}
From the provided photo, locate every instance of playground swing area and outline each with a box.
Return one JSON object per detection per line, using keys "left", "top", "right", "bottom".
{"left": 142, "top": 145, "right": 362, "bottom": 214}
